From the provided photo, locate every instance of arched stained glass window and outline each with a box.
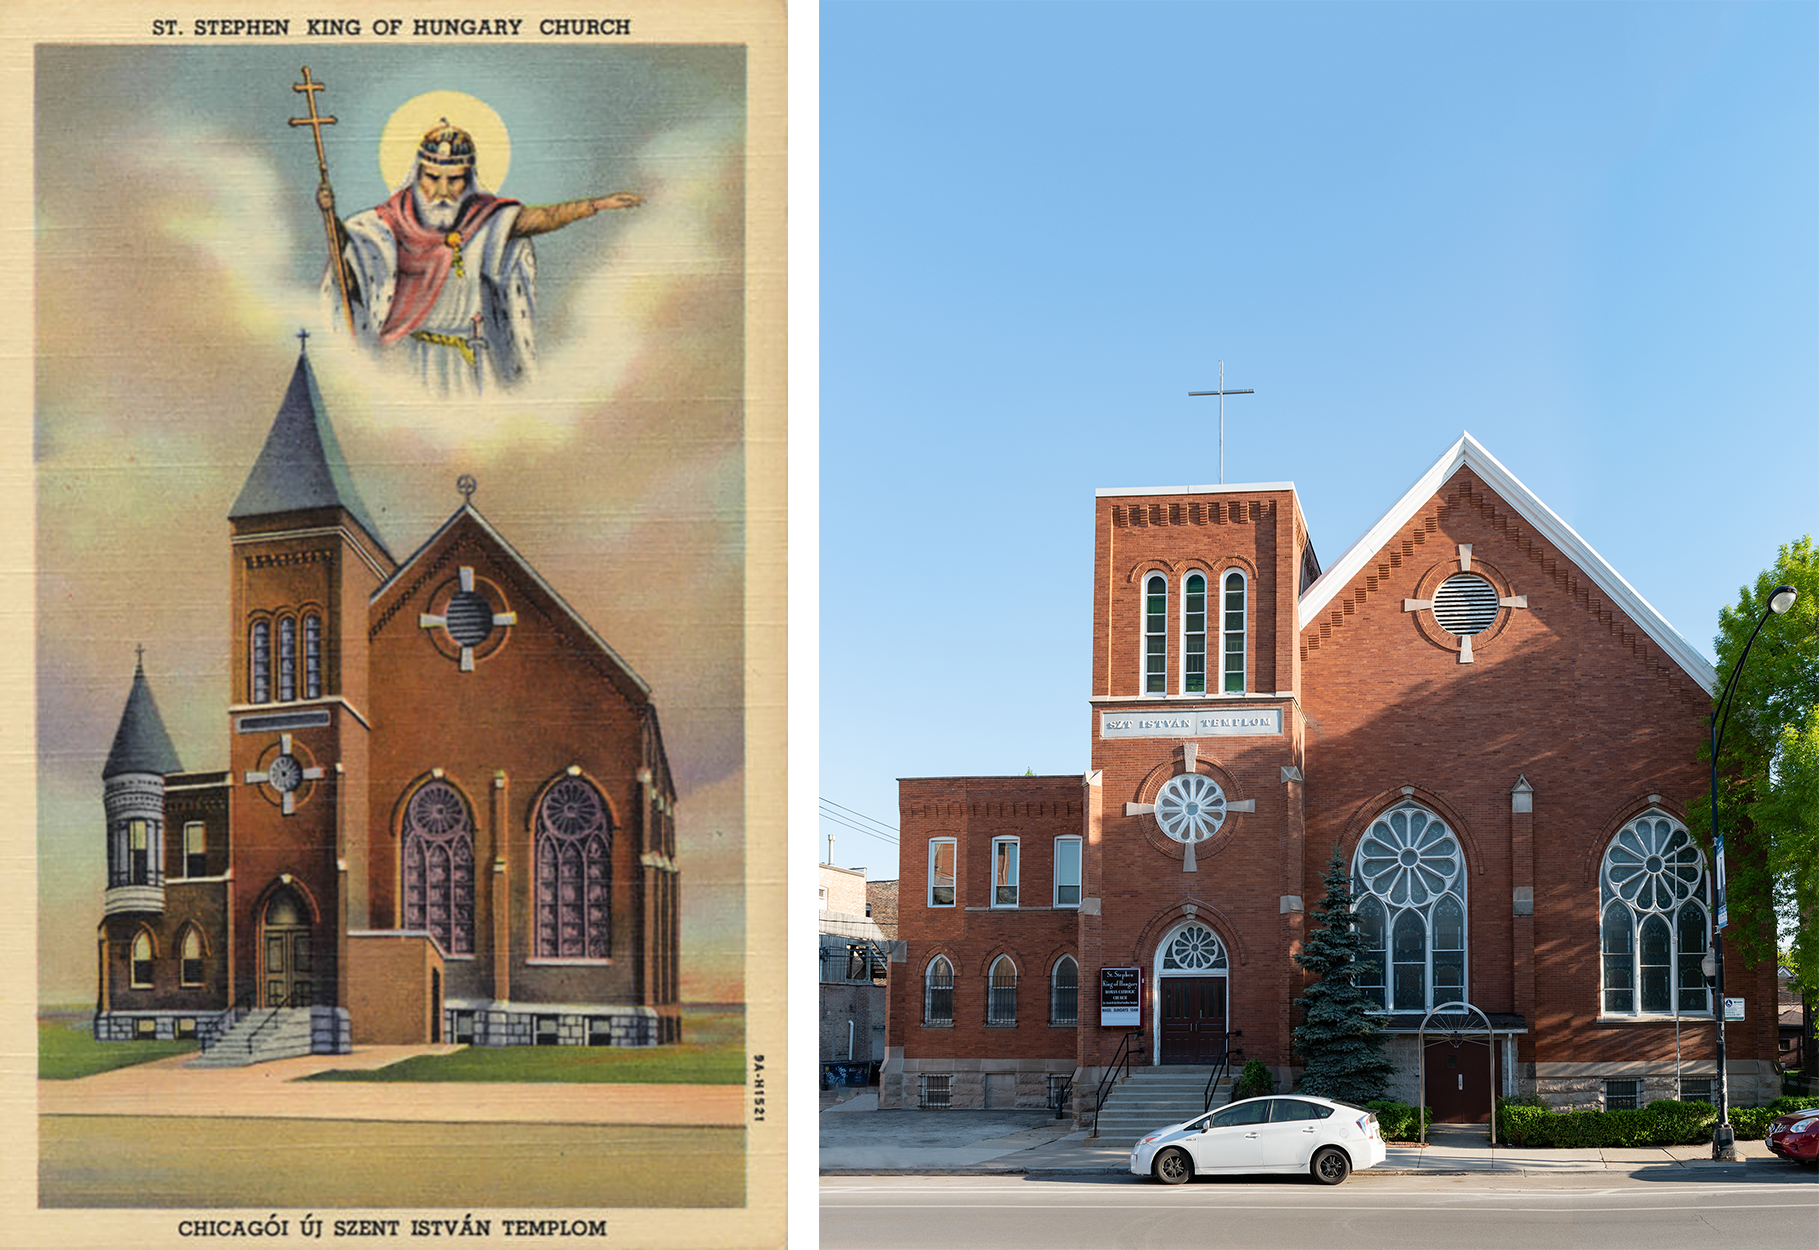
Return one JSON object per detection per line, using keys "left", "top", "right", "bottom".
{"left": 1599, "top": 811, "right": 1709, "bottom": 1017}
{"left": 1144, "top": 574, "right": 1168, "bottom": 694}
{"left": 534, "top": 775, "right": 612, "bottom": 959}
{"left": 1160, "top": 923, "right": 1228, "bottom": 972}
{"left": 402, "top": 780, "right": 474, "bottom": 956}
{"left": 278, "top": 617, "right": 297, "bottom": 702}
{"left": 1352, "top": 801, "right": 1467, "bottom": 1011}
{"left": 1183, "top": 573, "right": 1207, "bottom": 694}
{"left": 1222, "top": 572, "right": 1247, "bottom": 693}
{"left": 250, "top": 620, "right": 271, "bottom": 703}
{"left": 304, "top": 613, "right": 322, "bottom": 699}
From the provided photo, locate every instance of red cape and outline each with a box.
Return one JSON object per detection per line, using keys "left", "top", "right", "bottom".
{"left": 371, "top": 187, "right": 521, "bottom": 343}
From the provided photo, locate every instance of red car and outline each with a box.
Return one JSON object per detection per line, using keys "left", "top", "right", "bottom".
{"left": 1765, "top": 1107, "right": 1819, "bottom": 1167}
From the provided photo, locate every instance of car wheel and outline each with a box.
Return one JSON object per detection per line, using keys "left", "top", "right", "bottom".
{"left": 1153, "top": 1147, "right": 1192, "bottom": 1185}
{"left": 1311, "top": 1146, "right": 1351, "bottom": 1186}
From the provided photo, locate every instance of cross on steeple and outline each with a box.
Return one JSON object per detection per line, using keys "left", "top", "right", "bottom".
{"left": 296, "top": 327, "right": 310, "bottom": 352}
{"left": 135, "top": 642, "right": 144, "bottom": 668}
{"left": 1188, "top": 361, "right": 1256, "bottom": 485}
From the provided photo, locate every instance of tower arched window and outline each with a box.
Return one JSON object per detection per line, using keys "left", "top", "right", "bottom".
{"left": 1183, "top": 572, "right": 1207, "bottom": 694}
{"left": 1144, "top": 574, "right": 1168, "bottom": 694}
{"left": 1050, "top": 955, "right": 1079, "bottom": 1025}
{"left": 987, "top": 955, "right": 1018, "bottom": 1024}
{"left": 1352, "top": 801, "right": 1467, "bottom": 1010}
{"left": 402, "top": 779, "right": 475, "bottom": 956}
{"left": 303, "top": 613, "right": 322, "bottom": 699}
{"left": 534, "top": 775, "right": 612, "bottom": 958}
{"left": 1221, "top": 571, "right": 1247, "bottom": 693}
{"left": 250, "top": 620, "right": 271, "bottom": 703}
{"left": 924, "top": 955, "right": 955, "bottom": 1025}
{"left": 278, "top": 616, "right": 297, "bottom": 702}
{"left": 1599, "top": 810, "right": 1709, "bottom": 1016}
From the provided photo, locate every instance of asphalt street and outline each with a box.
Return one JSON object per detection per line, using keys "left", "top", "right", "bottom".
{"left": 822, "top": 1172, "right": 1819, "bottom": 1250}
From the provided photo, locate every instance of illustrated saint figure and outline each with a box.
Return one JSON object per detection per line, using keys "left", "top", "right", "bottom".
{"left": 317, "top": 119, "right": 641, "bottom": 395}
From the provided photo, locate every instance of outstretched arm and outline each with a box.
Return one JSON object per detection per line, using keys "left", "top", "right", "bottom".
{"left": 511, "top": 192, "right": 643, "bottom": 237}
{"left": 315, "top": 182, "right": 361, "bottom": 303}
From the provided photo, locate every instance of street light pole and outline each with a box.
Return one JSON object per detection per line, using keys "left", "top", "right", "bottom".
{"left": 1707, "top": 582, "right": 1798, "bottom": 1161}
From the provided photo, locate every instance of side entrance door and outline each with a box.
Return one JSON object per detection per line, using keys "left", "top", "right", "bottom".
{"left": 260, "top": 888, "right": 313, "bottom": 1008}
{"left": 1423, "top": 1038, "right": 1496, "bottom": 1122}
{"left": 1160, "top": 976, "right": 1227, "bottom": 1064}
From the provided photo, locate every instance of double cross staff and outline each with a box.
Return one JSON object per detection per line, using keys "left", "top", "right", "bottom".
{"left": 290, "top": 66, "right": 356, "bottom": 334}
{"left": 1188, "top": 361, "right": 1255, "bottom": 485}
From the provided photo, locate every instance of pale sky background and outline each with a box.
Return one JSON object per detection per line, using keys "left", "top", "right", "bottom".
{"left": 35, "top": 43, "right": 750, "bottom": 1004}
{"left": 818, "top": 1, "right": 1818, "bottom": 884}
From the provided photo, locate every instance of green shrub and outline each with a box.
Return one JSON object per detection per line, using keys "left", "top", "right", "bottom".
{"left": 1493, "top": 1096, "right": 1802, "bottom": 1148}
{"left": 1231, "top": 1058, "right": 1276, "bottom": 1101}
{"left": 1364, "top": 1099, "right": 1431, "bottom": 1141}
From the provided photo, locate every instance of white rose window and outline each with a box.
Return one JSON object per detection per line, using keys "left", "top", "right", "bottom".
{"left": 1160, "top": 923, "right": 1228, "bottom": 972}
{"left": 1155, "top": 773, "right": 1227, "bottom": 844}
{"left": 1599, "top": 811, "right": 1709, "bottom": 1017}
{"left": 1357, "top": 804, "right": 1461, "bottom": 906}
{"left": 1603, "top": 815, "right": 1701, "bottom": 911}
{"left": 1352, "top": 802, "right": 1467, "bottom": 1011}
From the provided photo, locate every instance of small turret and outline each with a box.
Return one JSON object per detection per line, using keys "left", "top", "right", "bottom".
{"left": 103, "top": 649, "right": 181, "bottom": 915}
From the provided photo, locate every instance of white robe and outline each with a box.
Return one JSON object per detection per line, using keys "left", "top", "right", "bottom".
{"left": 328, "top": 202, "right": 538, "bottom": 396}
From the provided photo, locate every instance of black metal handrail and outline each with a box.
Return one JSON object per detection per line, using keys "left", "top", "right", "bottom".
{"left": 1202, "top": 1031, "right": 1244, "bottom": 1111}
{"left": 200, "top": 994, "right": 254, "bottom": 1052}
{"left": 1088, "top": 1029, "right": 1145, "bottom": 1138}
{"left": 242, "top": 991, "right": 295, "bottom": 1053}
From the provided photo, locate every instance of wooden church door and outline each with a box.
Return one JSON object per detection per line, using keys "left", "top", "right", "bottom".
{"left": 260, "top": 887, "right": 312, "bottom": 1008}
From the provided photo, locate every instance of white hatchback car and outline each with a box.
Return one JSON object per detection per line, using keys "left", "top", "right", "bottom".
{"left": 1130, "top": 1095, "right": 1386, "bottom": 1185}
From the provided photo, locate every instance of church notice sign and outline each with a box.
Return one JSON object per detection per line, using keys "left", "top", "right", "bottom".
{"left": 1101, "top": 966, "right": 1142, "bottom": 1027}
{"left": 1100, "top": 707, "right": 1283, "bottom": 739}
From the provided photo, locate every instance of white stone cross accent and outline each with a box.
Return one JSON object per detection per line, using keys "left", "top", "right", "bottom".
{"left": 242, "top": 733, "right": 326, "bottom": 815}
{"left": 418, "top": 566, "right": 519, "bottom": 671}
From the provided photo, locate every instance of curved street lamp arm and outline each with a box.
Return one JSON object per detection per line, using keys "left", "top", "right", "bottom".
{"left": 1712, "top": 602, "right": 1778, "bottom": 757}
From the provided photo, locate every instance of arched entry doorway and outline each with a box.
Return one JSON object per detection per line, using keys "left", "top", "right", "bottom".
{"left": 1152, "top": 921, "right": 1230, "bottom": 1065}
{"left": 260, "top": 885, "right": 313, "bottom": 1008}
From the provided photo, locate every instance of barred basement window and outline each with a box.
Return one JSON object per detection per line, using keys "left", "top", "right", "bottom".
{"left": 919, "top": 1073, "right": 952, "bottom": 1109}
{"left": 175, "top": 1018, "right": 197, "bottom": 1039}
{"left": 1604, "top": 1078, "right": 1640, "bottom": 1111}
{"left": 1432, "top": 574, "right": 1500, "bottom": 636}
{"left": 536, "top": 1015, "right": 561, "bottom": 1046}
{"left": 987, "top": 955, "right": 1018, "bottom": 1024}
{"left": 1678, "top": 1078, "right": 1712, "bottom": 1105}
{"left": 925, "top": 956, "right": 955, "bottom": 1025}
{"left": 1051, "top": 956, "right": 1079, "bottom": 1025}
{"left": 1183, "top": 572, "right": 1207, "bottom": 694}
{"left": 1144, "top": 573, "right": 1168, "bottom": 694}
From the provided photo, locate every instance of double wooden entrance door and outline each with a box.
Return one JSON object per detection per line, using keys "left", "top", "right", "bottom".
{"left": 1160, "top": 975, "right": 1228, "bottom": 1064}
{"left": 261, "top": 888, "right": 312, "bottom": 1007}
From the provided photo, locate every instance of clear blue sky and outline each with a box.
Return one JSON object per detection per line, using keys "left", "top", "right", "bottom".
{"left": 818, "top": 1, "right": 1818, "bottom": 883}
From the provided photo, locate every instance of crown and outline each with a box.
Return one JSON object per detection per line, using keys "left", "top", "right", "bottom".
{"left": 417, "top": 119, "right": 477, "bottom": 173}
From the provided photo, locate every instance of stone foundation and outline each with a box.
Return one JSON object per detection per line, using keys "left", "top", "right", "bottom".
{"left": 877, "top": 1051, "right": 1075, "bottom": 1110}
{"left": 94, "top": 1010, "right": 228, "bottom": 1046}
{"left": 447, "top": 1001, "right": 664, "bottom": 1048}
{"left": 1522, "top": 1060, "right": 1781, "bottom": 1110}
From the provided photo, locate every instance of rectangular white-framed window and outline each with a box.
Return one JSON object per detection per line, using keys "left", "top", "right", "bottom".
{"left": 992, "top": 837, "right": 1019, "bottom": 908}
{"left": 183, "top": 821, "right": 206, "bottom": 878}
{"left": 817, "top": 886, "right": 828, "bottom": 911}
{"left": 1053, "top": 836, "right": 1082, "bottom": 908}
{"left": 927, "top": 838, "right": 956, "bottom": 907}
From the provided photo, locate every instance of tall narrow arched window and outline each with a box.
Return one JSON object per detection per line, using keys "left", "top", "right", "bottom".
{"left": 1183, "top": 573, "right": 1207, "bottom": 694}
{"left": 402, "top": 780, "right": 475, "bottom": 956}
{"left": 131, "top": 930, "right": 154, "bottom": 988}
{"left": 925, "top": 956, "right": 955, "bottom": 1025}
{"left": 1599, "top": 811, "right": 1709, "bottom": 1017}
{"left": 180, "top": 926, "right": 204, "bottom": 986}
{"left": 534, "top": 775, "right": 612, "bottom": 958}
{"left": 278, "top": 616, "right": 297, "bottom": 702}
{"left": 303, "top": 613, "right": 322, "bottom": 699}
{"left": 1352, "top": 801, "right": 1467, "bottom": 1011}
{"left": 1050, "top": 955, "right": 1079, "bottom": 1025}
{"left": 1221, "top": 571, "right": 1247, "bottom": 693}
{"left": 1144, "top": 574, "right": 1168, "bottom": 694}
{"left": 250, "top": 620, "right": 271, "bottom": 703}
{"left": 987, "top": 955, "right": 1018, "bottom": 1024}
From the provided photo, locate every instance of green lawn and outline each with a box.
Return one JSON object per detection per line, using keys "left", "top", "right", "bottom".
{"left": 38, "top": 1018, "right": 197, "bottom": 1080}
{"left": 303, "top": 1008, "right": 744, "bottom": 1084}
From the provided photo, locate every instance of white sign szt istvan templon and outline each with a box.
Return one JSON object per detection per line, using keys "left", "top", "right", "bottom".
{"left": 1100, "top": 707, "right": 1283, "bottom": 739}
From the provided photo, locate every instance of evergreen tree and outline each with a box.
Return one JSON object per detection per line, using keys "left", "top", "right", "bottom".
{"left": 1293, "top": 848, "right": 1396, "bottom": 1104}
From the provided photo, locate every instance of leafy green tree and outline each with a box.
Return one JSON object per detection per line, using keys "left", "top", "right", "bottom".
{"left": 1688, "top": 536, "right": 1819, "bottom": 993}
{"left": 1293, "top": 848, "right": 1397, "bottom": 1103}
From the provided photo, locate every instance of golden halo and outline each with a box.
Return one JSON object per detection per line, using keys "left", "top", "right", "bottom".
{"left": 378, "top": 91, "right": 512, "bottom": 192}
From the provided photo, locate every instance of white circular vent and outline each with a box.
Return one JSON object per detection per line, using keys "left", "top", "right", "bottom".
{"left": 1432, "top": 574, "right": 1500, "bottom": 636}
{"left": 1154, "top": 772, "right": 1228, "bottom": 843}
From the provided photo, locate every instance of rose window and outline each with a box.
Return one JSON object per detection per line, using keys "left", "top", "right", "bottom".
{"left": 1603, "top": 816, "right": 1701, "bottom": 912}
{"left": 1161, "top": 923, "right": 1228, "bottom": 972}
{"left": 1357, "top": 805, "right": 1461, "bottom": 906}
{"left": 1154, "top": 773, "right": 1228, "bottom": 844}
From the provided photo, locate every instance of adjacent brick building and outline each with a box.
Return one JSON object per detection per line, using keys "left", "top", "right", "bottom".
{"left": 95, "top": 346, "right": 681, "bottom": 1053}
{"left": 881, "top": 435, "right": 1779, "bottom": 1121}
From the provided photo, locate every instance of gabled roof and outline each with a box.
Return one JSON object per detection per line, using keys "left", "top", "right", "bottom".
{"left": 103, "top": 655, "right": 182, "bottom": 779}
{"left": 229, "top": 349, "right": 392, "bottom": 560}
{"left": 371, "top": 503, "right": 653, "bottom": 699}
{"left": 1298, "top": 433, "right": 1717, "bottom": 694}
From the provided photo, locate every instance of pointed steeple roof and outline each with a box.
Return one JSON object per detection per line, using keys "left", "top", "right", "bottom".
{"left": 229, "top": 346, "right": 391, "bottom": 558}
{"left": 103, "top": 651, "right": 182, "bottom": 780}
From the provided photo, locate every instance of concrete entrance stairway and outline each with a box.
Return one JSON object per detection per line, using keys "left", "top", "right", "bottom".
{"left": 189, "top": 1008, "right": 313, "bottom": 1068}
{"left": 1090, "top": 1066, "right": 1236, "bottom": 1140}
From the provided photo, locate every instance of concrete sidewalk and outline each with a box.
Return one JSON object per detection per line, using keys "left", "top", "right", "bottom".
{"left": 41, "top": 1047, "right": 744, "bottom": 1127}
{"left": 820, "top": 1106, "right": 1790, "bottom": 1175}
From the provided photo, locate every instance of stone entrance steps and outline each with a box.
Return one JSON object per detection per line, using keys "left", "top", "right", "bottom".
{"left": 1091, "top": 1065, "right": 1237, "bottom": 1140}
{"left": 189, "top": 1008, "right": 313, "bottom": 1068}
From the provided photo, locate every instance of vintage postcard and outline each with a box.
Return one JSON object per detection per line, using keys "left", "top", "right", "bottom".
{"left": 1, "top": 3, "right": 785, "bottom": 1246}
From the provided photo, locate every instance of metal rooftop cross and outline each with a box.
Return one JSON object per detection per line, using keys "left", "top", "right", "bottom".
{"left": 1188, "top": 361, "right": 1255, "bottom": 485}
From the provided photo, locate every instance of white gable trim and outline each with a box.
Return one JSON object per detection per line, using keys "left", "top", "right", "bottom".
{"left": 1298, "top": 433, "right": 1716, "bottom": 693}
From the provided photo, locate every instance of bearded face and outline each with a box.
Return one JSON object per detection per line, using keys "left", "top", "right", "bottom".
{"left": 413, "top": 163, "right": 473, "bottom": 230}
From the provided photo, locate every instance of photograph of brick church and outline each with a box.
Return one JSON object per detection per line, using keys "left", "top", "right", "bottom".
{"left": 93, "top": 347, "right": 680, "bottom": 1057}
{"left": 879, "top": 435, "right": 1782, "bottom": 1123}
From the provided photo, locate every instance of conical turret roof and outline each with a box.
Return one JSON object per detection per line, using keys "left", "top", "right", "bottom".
{"left": 103, "top": 653, "right": 182, "bottom": 780}
{"left": 229, "top": 347, "right": 390, "bottom": 558}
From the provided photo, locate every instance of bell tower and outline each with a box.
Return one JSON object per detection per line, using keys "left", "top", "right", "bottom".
{"left": 224, "top": 340, "right": 395, "bottom": 1010}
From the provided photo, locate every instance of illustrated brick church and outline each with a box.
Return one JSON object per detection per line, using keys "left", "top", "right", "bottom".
{"left": 94, "top": 346, "right": 681, "bottom": 1053}
{"left": 881, "top": 436, "right": 1780, "bottom": 1120}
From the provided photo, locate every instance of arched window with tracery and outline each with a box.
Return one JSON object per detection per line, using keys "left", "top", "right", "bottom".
{"left": 1352, "top": 801, "right": 1467, "bottom": 1011}
{"left": 1599, "top": 810, "right": 1708, "bottom": 1016}
{"left": 535, "top": 775, "right": 612, "bottom": 958}
{"left": 402, "top": 780, "right": 475, "bottom": 955}
{"left": 278, "top": 616, "right": 297, "bottom": 702}
{"left": 1144, "top": 574, "right": 1168, "bottom": 694}
{"left": 250, "top": 620, "right": 271, "bottom": 703}
{"left": 303, "top": 613, "right": 322, "bottom": 699}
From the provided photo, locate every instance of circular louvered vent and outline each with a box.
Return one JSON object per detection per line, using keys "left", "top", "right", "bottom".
{"left": 445, "top": 589, "right": 495, "bottom": 646}
{"left": 1432, "top": 574, "right": 1500, "bottom": 636}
